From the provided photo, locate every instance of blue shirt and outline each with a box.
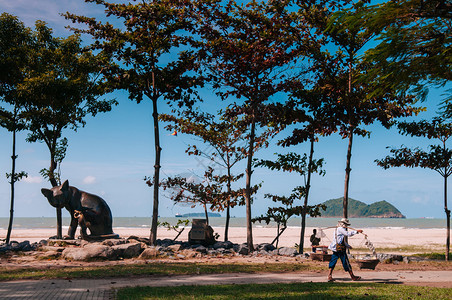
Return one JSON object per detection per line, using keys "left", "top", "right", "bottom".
{"left": 328, "top": 227, "right": 358, "bottom": 252}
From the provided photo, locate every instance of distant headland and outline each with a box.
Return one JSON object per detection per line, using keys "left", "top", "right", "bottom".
{"left": 175, "top": 212, "right": 222, "bottom": 218}
{"left": 320, "top": 197, "right": 406, "bottom": 218}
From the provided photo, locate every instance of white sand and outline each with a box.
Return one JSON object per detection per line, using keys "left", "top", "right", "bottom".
{"left": 1, "top": 226, "right": 448, "bottom": 252}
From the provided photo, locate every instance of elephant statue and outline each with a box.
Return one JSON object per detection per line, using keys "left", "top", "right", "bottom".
{"left": 41, "top": 180, "right": 118, "bottom": 240}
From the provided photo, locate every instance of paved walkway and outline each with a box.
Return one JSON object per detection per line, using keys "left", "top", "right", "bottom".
{"left": 0, "top": 271, "right": 451, "bottom": 299}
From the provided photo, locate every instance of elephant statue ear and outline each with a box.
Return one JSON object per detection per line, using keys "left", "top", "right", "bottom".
{"left": 41, "top": 188, "right": 53, "bottom": 199}
{"left": 61, "top": 180, "right": 69, "bottom": 192}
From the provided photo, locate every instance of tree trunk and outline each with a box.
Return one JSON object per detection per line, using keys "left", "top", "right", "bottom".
{"left": 245, "top": 119, "right": 256, "bottom": 252}
{"left": 48, "top": 152, "right": 62, "bottom": 239}
{"left": 204, "top": 202, "right": 209, "bottom": 225}
{"left": 343, "top": 130, "right": 354, "bottom": 219}
{"left": 343, "top": 53, "right": 354, "bottom": 220}
{"left": 444, "top": 172, "right": 450, "bottom": 261}
{"left": 150, "top": 97, "right": 162, "bottom": 245}
{"left": 271, "top": 225, "right": 286, "bottom": 247}
{"left": 6, "top": 123, "right": 17, "bottom": 244}
{"left": 299, "top": 138, "right": 315, "bottom": 253}
{"left": 224, "top": 164, "right": 232, "bottom": 241}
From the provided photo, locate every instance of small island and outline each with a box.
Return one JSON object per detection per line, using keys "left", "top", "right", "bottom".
{"left": 175, "top": 212, "right": 222, "bottom": 218}
{"left": 320, "top": 197, "right": 406, "bottom": 218}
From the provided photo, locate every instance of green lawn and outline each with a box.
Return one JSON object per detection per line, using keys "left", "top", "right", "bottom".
{"left": 0, "top": 262, "right": 317, "bottom": 281}
{"left": 116, "top": 282, "right": 452, "bottom": 300}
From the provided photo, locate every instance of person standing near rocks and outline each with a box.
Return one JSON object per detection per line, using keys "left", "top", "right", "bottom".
{"left": 327, "top": 218, "right": 362, "bottom": 282}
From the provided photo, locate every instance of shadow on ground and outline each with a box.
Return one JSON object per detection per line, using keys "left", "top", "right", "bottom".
{"left": 116, "top": 282, "right": 451, "bottom": 300}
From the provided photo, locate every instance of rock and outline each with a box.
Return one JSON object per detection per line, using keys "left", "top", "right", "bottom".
{"left": 127, "top": 236, "right": 151, "bottom": 245}
{"left": 79, "top": 240, "right": 90, "bottom": 248}
{"left": 180, "top": 249, "right": 198, "bottom": 258}
{"left": 112, "top": 242, "right": 142, "bottom": 258}
{"left": 167, "top": 244, "right": 182, "bottom": 252}
{"left": 256, "top": 250, "right": 270, "bottom": 256}
{"left": 39, "top": 240, "right": 48, "bottom": 246}
{"left": 0, "top": 244, "right": 10, "bottom": 253}
{"left": 377, "top": 253, "right": 404, "bottom": 263}
{"left": 257, "top": 243, "right": 275, "bottom": 252}
{"left": 40, "top": 246, "right": 66, "bottom": 253}
{"left": 62, "top": 244, "right": 114, "bottom": 261}
{"left": 139, "top": 248, "right": 160, "bottom": 259}
{"left": 238, "top": 244, "right": 249, "bottom": 255}
{"left": 102, "top": 239, "right": 127, "bottom": 246}
{"left": 278, "top": 247, "right": 298, "bottom": 256}
{"left": 194, "top": 245, "right": 207, "bottom": 254}
{"left": 18, "top": 241, "right": 32, "bottom": 251}
{"left": 10, "top": 242, "right": 20, "bottom": 251}
{"left": 213, "top": 241, "right": 234, "bottom": 250}
{"left": 157, "top": 239, "right": 175, "bottom": 247}
{"left": 207, "top": 249, "right": 218, "bottom": 256}
{"left": 48, "top": 239, "right": 79, "bottom": 247}
{"left": 392, "top": 255, "right": 403, "bottom": 262}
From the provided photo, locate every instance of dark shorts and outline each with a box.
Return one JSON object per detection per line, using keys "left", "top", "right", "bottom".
{"left": 328, "top": 251, "right": 352, "bottom": 272}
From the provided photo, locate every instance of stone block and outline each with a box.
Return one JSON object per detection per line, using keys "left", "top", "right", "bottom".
{"left": 112, "top": 242, "right": 142, "bottom": 258}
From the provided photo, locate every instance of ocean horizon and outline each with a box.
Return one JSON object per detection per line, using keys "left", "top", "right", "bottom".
{"left": 0, "top": 217, "right": 447, "bottom": 230}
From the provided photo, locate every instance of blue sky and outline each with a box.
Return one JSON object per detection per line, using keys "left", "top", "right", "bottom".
{"left": 0, "top": 0, "right": 449, "bottom": 219}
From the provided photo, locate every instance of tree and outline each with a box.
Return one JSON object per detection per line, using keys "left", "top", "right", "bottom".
{"left": 252, "top": 186, "right": 325, "bottom": 249}
{"left": 275, "top": 82, "right": 340, "bottom": 253}
{"left": 299, "top": 0, "right": 421, "bottom": 218}
{"left": 363, "top": 0, "right": 452, "bottom": 104}
{"left": 160, "top": 110, "right": 246, "bottom": 241}
{"left": 1, "top": 108, "right": 28, "bottom": 244}
{"left": 255, "top": 152, "right": 325, "bottom": 252}
{"left": 159, "top": 167, "right": 225, "bottom": 225}
{"left": 376, "top": 116, "right": 452, "bottom": 261}
{"left": 66, "top": 0, "right": 203, "bottom": 245}
{"left": 0, "top": 13, "right": 32, "bottom": 244}
{"left": 17, "top": 21, "right": 115, "bottom": 239}
{"left": 196, "top": 0, "right": 305, "bottom": 251}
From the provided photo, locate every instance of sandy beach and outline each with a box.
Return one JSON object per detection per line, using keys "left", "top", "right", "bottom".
{"left": 1, "top": 226, "right": 447, "bottom": 253}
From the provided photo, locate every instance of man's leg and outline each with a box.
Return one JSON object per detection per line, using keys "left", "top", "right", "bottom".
{"left": 327, "top": 252, "right": 339, "bottom": 281}
{"left": 339, "top": 252, "right": 361, "bottom": 281}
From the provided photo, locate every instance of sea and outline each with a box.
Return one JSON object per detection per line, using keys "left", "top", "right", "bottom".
{"left": 0, "top": 217, "right": 447, "bottom": 230}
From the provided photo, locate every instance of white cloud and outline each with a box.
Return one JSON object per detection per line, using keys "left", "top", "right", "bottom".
{"left": 23, "top": 176, "right": 43, "bottom": 184}
{"left": 82, "top": 176, "right": 96, "bottom": 185}
{"left": 411, "top": 194, "right": 431, "bottom": 204}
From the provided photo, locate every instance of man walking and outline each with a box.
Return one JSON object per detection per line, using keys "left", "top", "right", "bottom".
{"left": 327, "top": 218, "right": 362, "bottom": 282}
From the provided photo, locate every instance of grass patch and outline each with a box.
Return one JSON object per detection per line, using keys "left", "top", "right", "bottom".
{"left": 351, "top": 245, "right": 442, "bottom": 254}
{"left": 0, "top": 262, "right": 317, "bottom": 281}
{"left": 414, "top": 252, "right": 452, "bottom": 260}
{"left": 116, "top": 282, "right": 452, "bottom": 299}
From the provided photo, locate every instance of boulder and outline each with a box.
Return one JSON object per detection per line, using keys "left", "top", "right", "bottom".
{"left": 158, "top": 238, "right": 176, "bottom": 247}
{"left": 62, "top": 244, "right": 114, "bottom": 261}
{"left": 237, "top": 244, "right": 249, "bottom": 255}
{"left": 256, "top": 250, "right": 270, "bottom": 256}
{"left": 139, "top": 247, "right": 160, "bottom": 259}
{"left": 127, "top": 236, "right": 151, "bottom": 245}
{"left": 37, "top": 250, "right": 61, "bottom": 259}
{"left": 278, "top": 247, "right": 298, "bottom": 256}
{"left": 194, "top": 245, "right": 207, "bottom": 254}
{"left": 213, "top": 241, "right": 234, "bottom": 250}
{"left": 112, "top": 242, "right": 142, "bottom": 258}
{"left": 180, "top": 249, "right": 198, "bottom": 258}
{"left": 102, "top": 239, "right": 127, "bottom": 246}
{"left": 167, "top": 244, "right": 182, "bottom": 252}
{"left": 257, "top": 243, "right": 275, "bottom": 252}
